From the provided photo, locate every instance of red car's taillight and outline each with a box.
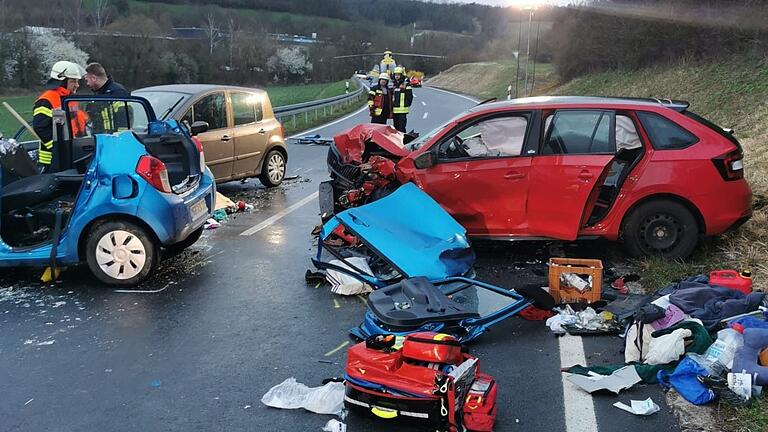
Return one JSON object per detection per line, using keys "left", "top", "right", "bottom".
{"left": 136, "top": 155, "right": 172, "bottom": 193}
{"left": 191, "top": 136, "right": 206, "bottom": 172}
{"left": 712, "top": 148, "right": 744, "bottom": 181}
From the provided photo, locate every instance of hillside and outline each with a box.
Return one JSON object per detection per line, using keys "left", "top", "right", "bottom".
{"left": 427, "top": 59, "right": 558, "bottom": 100}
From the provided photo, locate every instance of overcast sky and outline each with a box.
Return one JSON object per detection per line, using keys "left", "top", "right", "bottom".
{"left": 450, "top": 0, "right": 575, "bottom": 6}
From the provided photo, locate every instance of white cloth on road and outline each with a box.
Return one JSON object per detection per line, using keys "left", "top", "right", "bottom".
{"left": 261, "top": 377, "right": 345, "bottom": 415}
{"left": 645, "top": 328, "right": 692, "bottom": 365}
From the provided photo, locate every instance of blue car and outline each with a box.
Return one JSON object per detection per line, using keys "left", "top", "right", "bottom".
{"left": 0, "top": 95, "right": 215, "bottom": 286}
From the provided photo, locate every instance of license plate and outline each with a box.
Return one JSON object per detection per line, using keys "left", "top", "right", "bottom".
{"left": 189, "top": 199, "right": 208, "bottom": 221}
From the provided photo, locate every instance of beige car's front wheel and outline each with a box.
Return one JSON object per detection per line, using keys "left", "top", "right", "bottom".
{"left": 259, "top": 149, "right": 286, "bottom": 187}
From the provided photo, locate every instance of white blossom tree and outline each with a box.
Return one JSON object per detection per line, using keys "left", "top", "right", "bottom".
{"left": 29, "top": 31, "right": 89, "bottom": 77}
{"left": 266, "top": 46, "right": 313, "bottom": 83}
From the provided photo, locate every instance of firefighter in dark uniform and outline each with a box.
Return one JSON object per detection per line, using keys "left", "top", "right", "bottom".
{"left": 84, "top": 62, "right": 130, "bottom": 133}
{"left": 368, "top": 73, "right": 392, "bottom": 125}
{"left": 391, "top": 66, "right": 413, "bottom": 133}
{"left": 32, "top": 61, "right": 86, "bottom": 172}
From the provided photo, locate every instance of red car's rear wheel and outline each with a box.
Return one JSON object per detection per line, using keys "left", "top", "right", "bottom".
{"left": 622, "top": 199, "right": 699, "bottom": 259}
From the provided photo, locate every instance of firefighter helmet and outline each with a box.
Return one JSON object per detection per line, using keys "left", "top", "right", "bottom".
{"left": 394, "top": 66, "right": 404, "bottom": 75}
{"left": 50, "top": 61, "right": 83, "bottom": 80}
{"left": 378, "top": 73, "right": 390, "bottom": 82}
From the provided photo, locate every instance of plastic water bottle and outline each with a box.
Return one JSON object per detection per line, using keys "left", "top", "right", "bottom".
{"left": 703, "top": 324, "right": 745, "bottom": 369}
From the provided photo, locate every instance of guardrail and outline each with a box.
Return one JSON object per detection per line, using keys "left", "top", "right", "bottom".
{"left": 273, "top": 78, "right": 368, "bottom": 130}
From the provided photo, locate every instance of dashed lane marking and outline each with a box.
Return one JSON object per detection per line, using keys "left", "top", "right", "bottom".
{"left": 239, "top": 192, "right": 319, "bottom": 236}
{"left": 559, "top": 335, "right": 598, "bottom": 432}
{"left": 422, "top": 112, "right": 429, "bottom": 119}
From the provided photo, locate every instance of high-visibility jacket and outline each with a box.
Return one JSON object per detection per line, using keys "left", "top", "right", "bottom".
{"left": 32, "top": 87, "right": 87, "bottom": 166}
{"left": 392, "top": 78, "right": 413, "bottom": 115}
{"left": 90, "top": 77, "right": 131, "bottom": 133}
{"left": 367, "top": 84, "right": 392, "bottom": 119}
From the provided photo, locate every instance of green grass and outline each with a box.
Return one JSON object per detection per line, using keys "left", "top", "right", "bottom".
{"left": 427, "top": 59, "right": 558, "bottom": 100}
{"left": 0, "top": 80, "right": 358, "bottom": 138}
{"left": 266, "top": 79, "right": 359, "bottom": 108}
{"left": 0, "top": 95, "right": 36, "bottom": 139}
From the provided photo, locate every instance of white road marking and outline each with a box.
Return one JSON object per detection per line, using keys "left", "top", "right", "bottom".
{"left": 240, "top": 192, "right": 319, "bottom": 236}
{"left": 421, "top": 101, "right": 427, "bottom": 106}
{"left": 559, "top": 335, "right": 598, "bottom": 432}
{"left": 425, "top": 86, "right": 479, "bottom": 103}
{"left": 287, "top": 105, "right": 369, "bottom": 139}
{"left": 422, "top": 112, "right": 429, "bottom": 119}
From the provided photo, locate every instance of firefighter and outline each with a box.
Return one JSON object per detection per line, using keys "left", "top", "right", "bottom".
{"left": 32, "top": 61, "right": 86, "bottom": 172}
{"left": 368, "top": 73, "right": 392, "bottom": 125}
{"left": 391, "top": 66, "right": 413, "bottom": 133}
{"left": 83, "top": 62, "right": 130, "bottom": 132}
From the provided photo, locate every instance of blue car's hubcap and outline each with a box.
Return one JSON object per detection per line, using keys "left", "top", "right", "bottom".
{"left": 95, "top": 230, "right": 147, "bottom": 280}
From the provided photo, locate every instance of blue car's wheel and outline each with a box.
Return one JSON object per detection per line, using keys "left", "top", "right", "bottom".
{"left": 85, "top": 220, "right": 160, "bottom": 286}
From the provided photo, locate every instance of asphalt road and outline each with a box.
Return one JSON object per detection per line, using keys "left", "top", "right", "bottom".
{"left": 0, "top": 87, "right": 679, "bottom": 432}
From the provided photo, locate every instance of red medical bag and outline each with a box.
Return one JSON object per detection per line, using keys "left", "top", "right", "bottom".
{"left": 402, "top": 332, "right": 463, "bottom": 364}
{"left": 463, "top": 373, "right": 498, "bottom": 431}
{"left": 345, "top": 332, "right": 497, "bottom": 431}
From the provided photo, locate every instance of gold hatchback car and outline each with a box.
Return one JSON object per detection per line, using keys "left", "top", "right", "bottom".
{"left": 135, "top": 85, "right": 287, "bottom": 186}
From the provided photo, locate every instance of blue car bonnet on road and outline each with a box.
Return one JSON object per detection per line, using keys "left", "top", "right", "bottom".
{"left": 321, "top": 183, "right": 475, "bottom": 280}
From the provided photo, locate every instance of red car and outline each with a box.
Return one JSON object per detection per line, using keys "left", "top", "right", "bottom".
{"left": 323, "top": 97, "right": 752, "bottom": 258}
{"left": 410, "top": 76, "right": 422, "bottom": 87}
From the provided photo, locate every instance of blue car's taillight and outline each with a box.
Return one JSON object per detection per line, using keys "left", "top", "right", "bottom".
{"left": 136, "top": 155, "right": 172, "bottom": 193}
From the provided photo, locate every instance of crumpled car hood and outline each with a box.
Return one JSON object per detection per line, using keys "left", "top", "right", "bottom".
{"left": 321, "top": 183, "right": 475, "bottom": 280}
{"left": 333, "top": 123, "right": 410, "bottom": 164}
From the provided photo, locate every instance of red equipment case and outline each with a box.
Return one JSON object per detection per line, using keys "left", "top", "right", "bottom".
{"left": 344, "top": 332, "right": 497, "bottom": 431}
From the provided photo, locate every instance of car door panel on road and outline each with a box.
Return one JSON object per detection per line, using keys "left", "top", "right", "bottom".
{"left": 187, "top": 92, "right": 234, "bottom": 181}
{"left": 230, "top": 91, "right": 268, "bottom": 177}
{"left": 415, "top": 113, "right": 533, "bottom": 236}
{"left": 528, "top": 109, "right": 616, "bottom": 240}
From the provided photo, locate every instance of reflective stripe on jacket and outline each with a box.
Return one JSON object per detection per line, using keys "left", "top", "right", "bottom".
{"left": 392, "top": 78, "right": 413, "bottom": 115}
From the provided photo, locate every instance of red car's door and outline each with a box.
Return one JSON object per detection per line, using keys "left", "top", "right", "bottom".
{"left": 527, "top": 110, "right": 615, "bottom": 240}
{"left": 411, "top": 113, "right": 534, "bottom": 236}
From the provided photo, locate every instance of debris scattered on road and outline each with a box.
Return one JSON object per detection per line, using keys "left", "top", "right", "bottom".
{"left": 150, "top": 380, "right": 162, "bottom": 388}
{"left": 565, "top": 365, "right": 642, "bottom": 394}
{"left": 261, "top": 377, "right": 345, "bottom": 415}
{"left": 212, "top": 209, "right": 228, "bottom": 223}
{"left": 326, "top": 258, "right": 373, "bottom": 295}
{"left": 613, "top": 398, "right": 660, "bottom": 416}
{"left": 35, "top": 340, "right": 55, "bottom": 346}
{"left": 24, "top": 398, "right": 34, "bottom": 406}
{"left": 322, "top": 419, "right": 346, "bottom": 432}
{"left": 204, "top": 219, "right": 220, "bottom": 230}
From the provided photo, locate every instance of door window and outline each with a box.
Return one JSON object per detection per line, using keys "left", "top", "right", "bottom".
{"left": 542, "top": 110, "right": 614, "bottom": 155}
{"left": 191, "top": 92, "right": 227, "bottom": 130}
{"left": 637, "top": 111, "right": 698, "bottom": 150}
{"left": 438, "top": 116, "right": 528, "bottom": 160}
{"left": 231, "top": 92, "right": 263, "bottom": 126}
{"left": 72, "top": 100, "right": 147, "bottom": 135}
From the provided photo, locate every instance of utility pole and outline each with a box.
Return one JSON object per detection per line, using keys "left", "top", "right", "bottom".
{"left": 514, "top": 10, "right": 522, "bottom": 98}
{"left": 530, "top": 15, "right": 541, "bottom": 96}
{"left": 522, "top": 7, "right": 534, "bottom": 97}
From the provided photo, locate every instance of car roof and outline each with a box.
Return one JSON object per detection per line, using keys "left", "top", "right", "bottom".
{"left": 471, "top": 96, "right": 689, "bottom": 113}
{"left": 134, "top": 84, "right": 267, "bottom": 96}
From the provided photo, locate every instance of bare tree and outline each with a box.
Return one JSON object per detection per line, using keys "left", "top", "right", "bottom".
{"left": 90, "top": 0, "right": 112, "bottom": 29}
{"left": 67, "top": 0, "right": 83, "bottom": 35}
{"left": 227, "top": 16, "right": 239, "bottom": 69}
{"left": 202, "top": 13, "right": 222, "bottom": 56}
